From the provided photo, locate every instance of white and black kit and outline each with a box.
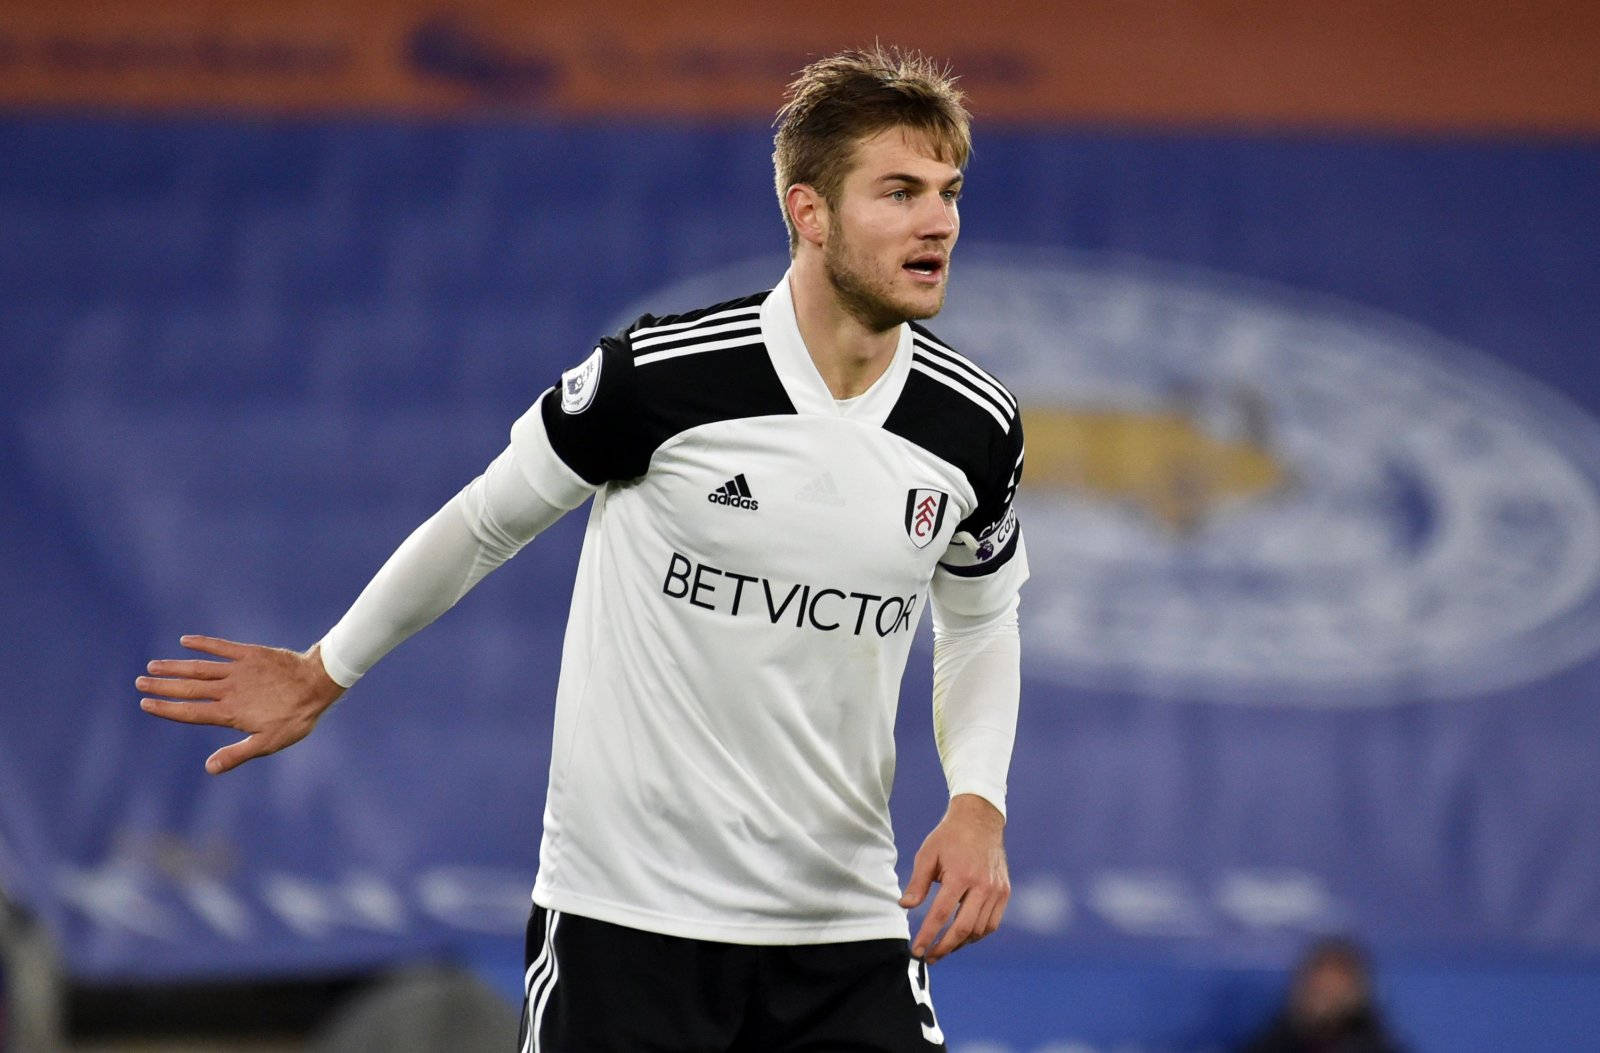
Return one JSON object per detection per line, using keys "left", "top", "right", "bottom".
{"left": 318, "top": 272, "right": 1027, "bottom": 1051}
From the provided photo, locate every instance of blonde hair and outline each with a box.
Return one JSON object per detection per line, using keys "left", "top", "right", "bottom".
{"left": 773, "top": 46, "right": 971, "bottom": 253}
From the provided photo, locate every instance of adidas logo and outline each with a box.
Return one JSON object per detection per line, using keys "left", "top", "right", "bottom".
{"left": 707, "top": 473, "right": 760, "bottom": 511}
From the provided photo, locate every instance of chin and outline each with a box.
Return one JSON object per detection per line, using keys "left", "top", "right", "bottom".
{"left": 901, "top": 289, "right": 947, "bottom": 322}
{"left": 875, "top": 294, "right": 944, "bottom": 329}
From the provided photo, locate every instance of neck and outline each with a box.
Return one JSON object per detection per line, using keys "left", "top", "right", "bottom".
{"left": 787, "top": 253, "right": 901, "bottom": 400}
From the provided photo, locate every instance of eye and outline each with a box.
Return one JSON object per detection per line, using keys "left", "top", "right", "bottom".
{"left": 941, "top": 189, "right": 961, "bottom": 203}
{"left": 889, "top": 188, "right": 910, "bottom": 202}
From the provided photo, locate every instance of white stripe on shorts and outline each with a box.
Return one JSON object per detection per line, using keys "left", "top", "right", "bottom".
{"left": 531, "top": 911, "right": 562, "bottom": 1051}
{"left": 522, "top": 909, "right": 561, "bottom": 1053}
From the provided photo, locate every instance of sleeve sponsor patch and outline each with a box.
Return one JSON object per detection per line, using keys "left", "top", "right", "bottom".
{"left": 973, "top": 506, "right": 1018, "bottom": 563}
{"left": 560, "top": 346, "right": 603, "bottom": 414}
{"left": 940, "top": 505, "right": 1021, "bottom": 577}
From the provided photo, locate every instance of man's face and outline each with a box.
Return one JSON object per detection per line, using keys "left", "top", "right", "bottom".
{"left": 822, "top": 127, "right": 963, "bottom": 332}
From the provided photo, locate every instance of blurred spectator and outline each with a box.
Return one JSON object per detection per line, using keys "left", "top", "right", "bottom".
{"left": 1241, "top": 937, "right": 1404, "bottom": 1053}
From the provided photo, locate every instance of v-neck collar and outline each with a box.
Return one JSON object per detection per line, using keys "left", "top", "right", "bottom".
{"left": 760, "top": 268, "right": 912, "bottom": 426}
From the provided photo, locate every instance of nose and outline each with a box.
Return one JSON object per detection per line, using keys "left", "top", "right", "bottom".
{"left": 918, "top": 195, "right": 958, "bottom": 240}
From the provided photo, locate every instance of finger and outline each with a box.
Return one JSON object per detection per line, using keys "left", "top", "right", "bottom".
{"left": 181, "top": 635, "right": 252, "bottom": 660}
{"left": 135, "top": 675, "right": 222, "bottom": 701}
{"left": 957, "top": 897, "right": 1001, "bottom": 951}
{"left": 140, "top": 697, "right": 230, "bottom": 727}
{"left": 899, "top": 854, "right": 935, "bottom": 908}
{"left": 146, "top": 659, "right": 231, "bottom": 680}
{"left": 911, "top": 885, "right": 962, "bottom": 959}
{"left": 982, "top": 890, "right": 1009, "bottom": 937}
{"left": 951, "top": 883, "right": 1009, "bottom": 953}
{"left": 206, "top": 735, "right": 266, "bottom": 775}
{"left": 927, "top": 898, "right": 979, "bottom": 962}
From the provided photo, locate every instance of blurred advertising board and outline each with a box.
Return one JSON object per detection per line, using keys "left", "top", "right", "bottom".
{"left": 0, "top": 0, "right": 1596, "bottom": 130}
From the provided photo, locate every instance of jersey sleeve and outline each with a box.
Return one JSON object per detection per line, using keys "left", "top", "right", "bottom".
{"left": 930, "top": 597, "right": 1020, "bottom": 816}
{"left": 509, "top": 335, "right": 655, "bottom": 507}
{"left": 318, "top": 446, "right": 570, "bottom": 687}
{"left": 933, "top": 413, "right": 1028, "bottom": 615}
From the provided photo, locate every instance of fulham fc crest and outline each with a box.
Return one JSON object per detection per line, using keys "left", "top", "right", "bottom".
{"left": 905, "top": 488, "right": 949, "bottom": 549}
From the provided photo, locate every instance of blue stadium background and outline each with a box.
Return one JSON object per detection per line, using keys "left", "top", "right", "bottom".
{"left": 4, "top": 114, "right": 1600, "bottom": 1051}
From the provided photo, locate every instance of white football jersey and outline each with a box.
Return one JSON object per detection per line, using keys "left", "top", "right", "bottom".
{"left": 510, "top": 274, "right": 1027, "bottom": 944}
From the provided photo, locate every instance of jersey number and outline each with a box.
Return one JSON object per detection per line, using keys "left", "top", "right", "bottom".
{"left": 906, "top": 957, "right": 946, "bottom": 1045}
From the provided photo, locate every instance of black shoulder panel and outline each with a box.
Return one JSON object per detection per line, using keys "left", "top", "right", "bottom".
{"left": 538, "top": 337, "right": 646, "bottom": 484}
{"left": 626, "top": 291, "right": 795, "bottom": 469}
{"left": 883, "top": 370, "right": 997, "bottom": 497}
{"left": 538, "top": 292, "right": 793, "bottom": 484}
{"left": 885, "top": 324, "right": 1023, "bottom": 536}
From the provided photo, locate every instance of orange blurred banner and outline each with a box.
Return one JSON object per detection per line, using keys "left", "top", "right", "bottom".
{"left": 1, "top": 0, "right": 1597, "bottom": 131}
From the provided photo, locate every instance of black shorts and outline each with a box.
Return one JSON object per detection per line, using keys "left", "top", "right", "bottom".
{"left": 518, "top": 905, "right": 948, "bottom": 1052}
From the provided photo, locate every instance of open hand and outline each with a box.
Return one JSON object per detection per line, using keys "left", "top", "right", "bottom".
{"left": 137, "top": 635, "right": 345, "bottom": 775}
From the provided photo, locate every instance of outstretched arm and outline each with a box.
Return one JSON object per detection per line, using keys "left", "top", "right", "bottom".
{"left": 138, "top": 446, "right": 576, "bottom": 773}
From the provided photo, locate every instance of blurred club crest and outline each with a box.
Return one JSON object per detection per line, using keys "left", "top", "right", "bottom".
{"left": 616, "top": 250, "right": 1600, "bottom": 705}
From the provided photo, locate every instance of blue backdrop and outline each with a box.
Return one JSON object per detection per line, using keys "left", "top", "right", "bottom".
{"left": 3, "top": 117, "right": 1599, "bottom": 1051}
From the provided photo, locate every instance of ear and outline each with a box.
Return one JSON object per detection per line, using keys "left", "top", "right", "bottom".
{"left": 785, "top": 184, "right": 828, "bottom": 249}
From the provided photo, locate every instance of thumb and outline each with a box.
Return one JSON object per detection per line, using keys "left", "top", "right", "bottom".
{"left": 206, "top": 735, "right": 265, "bottom": 775}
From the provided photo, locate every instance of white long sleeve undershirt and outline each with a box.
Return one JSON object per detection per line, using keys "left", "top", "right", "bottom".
{"left": 929, "top": 591, "right": 1022, "bottom": 819}
{"left": 317, "top": 447, "right": 575, "bottom": 687}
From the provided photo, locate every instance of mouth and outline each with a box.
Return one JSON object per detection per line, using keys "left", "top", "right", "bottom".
{"left": 902, "top": 253, "right": 947, "bottom": 284}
